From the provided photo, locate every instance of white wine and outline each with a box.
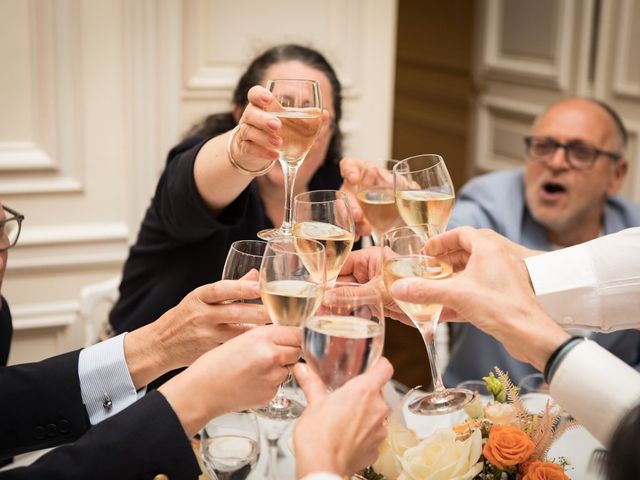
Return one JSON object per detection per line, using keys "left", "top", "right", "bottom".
{"left": 383, "top": 256, "right": 452, "bottom": 329}
{"left": 357, "top": 187, "right": 403, "bottom": 235}
{"left": 274, "top": 109, "right": 322, "bottom": 164}
{"left": 293, "top": 221, "right": 355, "bottom": 283}
{"left": 201, "top": 435, "right": 259, "bottom": 480}
{"left": 395, "top": 190, "right": 454, "bottom": 232}
{"left": 303, "top": 315, "right": 383, "bottom": 390}
{"left": 261, "top": 279, "right": 322, "bottom": 327}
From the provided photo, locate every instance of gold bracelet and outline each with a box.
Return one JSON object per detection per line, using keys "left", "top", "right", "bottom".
{"left": 227, "top": 125, "right": 276, "bottom": 176}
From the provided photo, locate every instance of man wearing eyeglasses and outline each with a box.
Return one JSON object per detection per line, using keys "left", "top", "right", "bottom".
{"left": 0, "top": 205, "right": 23, "bottom": 367}
{"left": 443, "top": 97, "right": 640, "bottom": 387}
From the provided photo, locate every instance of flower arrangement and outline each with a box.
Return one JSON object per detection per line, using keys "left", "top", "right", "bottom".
{"left": 363, "top": 368, "right": 577, "bottom": 480}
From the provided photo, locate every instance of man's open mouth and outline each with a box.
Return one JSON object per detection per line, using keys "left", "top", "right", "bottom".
{"left": 543, "top": 182, "right": 567, "bottom": 194}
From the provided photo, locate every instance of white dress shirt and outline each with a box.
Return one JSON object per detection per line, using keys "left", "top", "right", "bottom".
{"left": 550, "top": 340, "right": 640, "bottom": 446}
{"left": 301, "top": 474, "right": 341, "bottom": 480}
{"left": 78, "top": 333, "right": 144, "bottom": 424}
{"left": 525, "top": 227, "right": 640, "bottom": 332}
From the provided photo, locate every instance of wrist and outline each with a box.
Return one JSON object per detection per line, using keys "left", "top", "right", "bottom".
{"left": 158, "top": 365, "right": 226, "bottom": 438}
{"left": 544, "top": 336, "right": 587, "bottom": 383}
{"left": 123, "top": 323, "right": 169, "bottom": 389}
{"left": 294, "top": 439, "right": 344, "bottom": 478}
{"left": 227, "top": 126, "right": 275, "bottom": 176}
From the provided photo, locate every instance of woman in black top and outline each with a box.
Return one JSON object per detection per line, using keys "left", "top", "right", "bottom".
{"left": 108, "top": 44, "right": 367, "bottom": 340}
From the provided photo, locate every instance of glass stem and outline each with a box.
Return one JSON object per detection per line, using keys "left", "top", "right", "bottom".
{"left": 421, "top": 321, "right": 445, "bottom": 394}
{"left": 266, "top": 435, "right": 280, "bottom": 480}
{"left": 280, "top": 159, "right": 299, "bottom": 235}
{"left": 270, "top": 382, "right": 288, "bottom": 409}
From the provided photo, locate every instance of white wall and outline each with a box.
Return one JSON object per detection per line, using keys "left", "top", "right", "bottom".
{"left": 1, "top": 0, "right": 398, "bottom": 363}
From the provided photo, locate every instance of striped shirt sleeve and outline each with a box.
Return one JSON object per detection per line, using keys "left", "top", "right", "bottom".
{"left": 78, "top": 333, "right": 146, "bottom": 425}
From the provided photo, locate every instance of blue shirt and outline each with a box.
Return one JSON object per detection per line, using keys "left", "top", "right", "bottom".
{"left": 444, "top": 169, "right": 640, "bottom": 386}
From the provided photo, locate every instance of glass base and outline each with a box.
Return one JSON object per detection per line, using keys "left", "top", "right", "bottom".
{"left": 257, "top": 228, "right": 288, "bottom": 241}
{"left": 408, "top": 388, "right": 473, "bottom": 415}
{"left": 253, "top": 396, "right": 305, "bottom": 421}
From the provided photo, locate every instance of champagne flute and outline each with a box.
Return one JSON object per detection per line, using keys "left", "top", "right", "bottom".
{"left": 200, "top": 411, "right": 261, "bottom": 480}
{"left": 303, "top": 282, "right": 384, "bottom": 390}
{"left": 382, "top": 225, "right": 472, "bottom": 414}
{"left": 254, "top": 235, "right": 326, "bottom": 420}
{"left": 356, "top": 159, "right": 404, "bottom": 244}
{"left": 393, "top": 154, "right": 455, "bottom": 233}
{"left": 292, "top": 190, "right": 355, "bottom": 286}
{"left": 257, "top": 79, "right": 323, "bottom": 240}
{"left": 222, "top": 240, "right": 267, "bottom": 282}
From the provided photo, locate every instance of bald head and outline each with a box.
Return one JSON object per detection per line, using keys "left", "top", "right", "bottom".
{"left": 533, "top": 98, "right": 627, "bottom": 153}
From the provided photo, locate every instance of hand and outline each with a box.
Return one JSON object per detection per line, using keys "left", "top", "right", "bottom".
{"left": 338, "top": 248, "right": 411, "bottom": 326}
{"left": 424, "top": 226, "right": 541, "bottom": 272}
{"left": 125, "top": 279, "right": 270, "bottom": 388}
{"left": 293, "top": 358, "right": 393, "bottom": 478}
{"left": 228, "top": 85, "right": 283, "bottom": 171}
{"left": 390, "top": 227, "right": 569, "bottom": 371}
{"left": 159, "top": 325, "right": 302, "bottom": 438}
{"left": 339, "top": 157, "right": 380, "bottom": 238}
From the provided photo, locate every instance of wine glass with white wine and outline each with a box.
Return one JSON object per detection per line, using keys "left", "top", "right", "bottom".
{"left": 293, "top": 190, "right": 355, "bottom": 286}
{"left": 393, "top": 154, "right": 455, "bottom": 234}
{"left": 303, "top": 282, "right": 385, "bottom": 390}
{"left": 257, "top": 79, "right": 323, "bottom": 240}
{"left": 200, "top": 411, "right": 261, "bottom": 480}
{"left": 356, "top": 159, "right": 405, "bottom": 245}
{"left": 382, "top": 224, "right": 472, "bottom": 414}
{"left": 254, "top": 235, "right": 326, "bottom": 420}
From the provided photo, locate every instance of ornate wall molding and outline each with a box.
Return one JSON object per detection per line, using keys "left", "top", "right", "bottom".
{"left": 0, "top": 0, "right": 85, "bottom": 194}
{"left": 478, "top": 0, "right": 574, "bottom": 91}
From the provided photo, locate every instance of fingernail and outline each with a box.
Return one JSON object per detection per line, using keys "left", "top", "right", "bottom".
{"left": 260, "top": 93, "right": 271, "bottom": 104}
{"left": 294, "top": 363, "right": 309, "bottom": 378}
{"left": 270, "top": 136, "right": 282, "bottom": 147}
{"left": 390, "top": 281, "right": 407, "bottom": 298}
{"left": 267, "top": 118, "right": 280, "bottom": 130}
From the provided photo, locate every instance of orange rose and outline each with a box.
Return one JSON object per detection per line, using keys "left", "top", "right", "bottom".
{"left": 522, "top": 460, "right": 570, "bottom": 480}
{"left": 483, "top": 425, "right": 535, "bottom": 469}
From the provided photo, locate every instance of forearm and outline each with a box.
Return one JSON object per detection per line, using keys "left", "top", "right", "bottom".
{"left": 193, "top": 132, "right": 265, "bottom": 214}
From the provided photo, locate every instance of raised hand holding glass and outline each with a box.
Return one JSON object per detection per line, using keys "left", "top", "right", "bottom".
{"left": 258, "top": 79, "right": 323, "bottom": 240}
{"left": 382, "top": 225, "right": 472, "bottom": 414}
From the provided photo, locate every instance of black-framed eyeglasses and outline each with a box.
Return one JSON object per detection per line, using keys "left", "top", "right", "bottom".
{"left": 0, "top": 205, "right": 25, "bottom": 252}
{"left": 524, "top": 136, "right": 623, "bottom": 170}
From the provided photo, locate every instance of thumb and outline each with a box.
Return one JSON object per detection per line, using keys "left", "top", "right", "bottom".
{"left": 390, "top": 277, "right": 453, "bottom": 306}
{"left": 294, "top": 363, "right": 327, "bottom": 406}
{"left": 239, "top": 268, "right": 259, "bottom": 282}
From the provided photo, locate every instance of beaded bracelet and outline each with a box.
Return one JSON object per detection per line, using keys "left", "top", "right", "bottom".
{"left": 227, "top": 125, "right": 276, "bottom": 176}
{"left": 543, "top": 335, "right": 586, "bottom": 384}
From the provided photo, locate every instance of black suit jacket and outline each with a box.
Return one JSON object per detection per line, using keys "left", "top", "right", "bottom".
{"left": 0, "top": 296, "right": 12, "bottom": 366}
{"left": 0, "top": 350, "right": 200, "bottom": 479}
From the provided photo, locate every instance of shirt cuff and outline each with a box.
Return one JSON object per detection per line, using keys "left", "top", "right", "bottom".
{"left": 300, "top": 474, "right": 342, "bottom": 480}
{"left": 524, "top": 245, "right": 600, "bottom": 329}
{"left": 78, "top": 332, "right": 145, "bottom": 425}
{"left": 549, "top": 341, "right": 640, "bottom": 446}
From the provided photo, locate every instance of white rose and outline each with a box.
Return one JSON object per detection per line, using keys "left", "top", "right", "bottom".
{"left": 484, "top": 403, "right": 519, "bottom": 427}
{"left": 372, "top": 417, "right": 419, "bottom": 480}
{"left": 397, "top": 428, "right": 483, "bottom": 480}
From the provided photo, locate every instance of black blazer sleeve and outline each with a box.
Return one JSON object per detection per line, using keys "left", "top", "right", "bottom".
{"left": 0, "top": 350, "right": 90, "bottom": 459}
{"left": 0, "top": 391, "right": 201, "bottom": 480}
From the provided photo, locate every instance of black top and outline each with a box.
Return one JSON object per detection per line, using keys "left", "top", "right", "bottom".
{"left": 109, "top": 135, "right": 345, "bottom": 335}
{"left": 0, "top": 296, "right": 12, "bottom": 366}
